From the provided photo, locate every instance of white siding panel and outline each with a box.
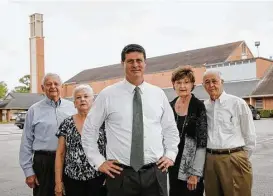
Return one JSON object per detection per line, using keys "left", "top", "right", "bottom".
{"left": 207, "top": 62, "right": 256, "bottom": 81}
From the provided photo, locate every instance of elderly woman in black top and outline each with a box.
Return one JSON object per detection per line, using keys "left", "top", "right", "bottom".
{"left": 55, "top": 84, "right": 106, "bottom": 196}
{"left": 168, "top": 66, "right": 208, "bottom": 196}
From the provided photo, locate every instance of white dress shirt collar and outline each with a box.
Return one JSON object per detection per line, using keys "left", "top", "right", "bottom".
{"left": 45, "top": 96, "right": 62, "bottom": 107}
{"left": 123, "top": 79, "right": 146, "bottom": 94}
{"left": 209, "top": 91, "right": 228, "bottom": 105}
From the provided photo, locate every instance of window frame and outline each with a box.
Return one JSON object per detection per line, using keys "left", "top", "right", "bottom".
{"left": 255, "top": 98, "right": 263, "bottom": 109}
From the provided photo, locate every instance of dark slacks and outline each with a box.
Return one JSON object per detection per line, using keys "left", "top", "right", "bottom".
{"left": 32, "top": 152, "right": 55, "bottom": 196}
{"left": 106, "top": 163, "right": 167, "bottom": 196}
{"left": 169, "top": 166, "right": 204, "bottom": 196}
{"left": 63, "top": 174, "right": 107, "bottom": 196}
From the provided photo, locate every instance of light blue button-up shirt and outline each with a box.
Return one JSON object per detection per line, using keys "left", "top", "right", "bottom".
{"left": 19, "top": 97, "right": 76, "bottom": 177}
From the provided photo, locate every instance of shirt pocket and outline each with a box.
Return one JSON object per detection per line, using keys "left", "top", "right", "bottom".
{"left": 143, "top": 102, "right": 163, "bottom": 123}
{"left": 218, "top": 112, "right": 235, "bottom": 132}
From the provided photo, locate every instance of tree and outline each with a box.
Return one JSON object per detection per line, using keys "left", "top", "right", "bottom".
{"left": 0, "top": 81, "right": 8, "bottom": 99}
{"left": 13, "top": 75, "right": 30, "bottom": 93}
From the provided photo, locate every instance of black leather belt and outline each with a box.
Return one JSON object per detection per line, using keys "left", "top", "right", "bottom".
{"left": 115, "top": 162, "right": 156, "bottom": 170}
{"left": 34, "top": 150, "right": 56, "bottom": 156}
{"left": 206, "top": 147, "right": 244, "bottom": 155}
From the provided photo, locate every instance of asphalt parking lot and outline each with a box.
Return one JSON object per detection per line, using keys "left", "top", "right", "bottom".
{"left": 0, "top": 119, "right": 273, "bottom": 196}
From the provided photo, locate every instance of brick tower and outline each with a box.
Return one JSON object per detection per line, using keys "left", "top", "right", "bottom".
{"left": 29, "top": 13, "right": 45, "bottom": 93}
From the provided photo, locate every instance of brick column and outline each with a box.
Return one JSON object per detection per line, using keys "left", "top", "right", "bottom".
{"left": 0, "top": 110, "right": 2, "bottom": 122}
{"left": 250, "top": 97, "right": 254, "bottom": 105}
{"left": 6, "top": 109, "right": 11, "bottom": 122}
{"left": 30, "top": 13, "right": 45, "bottom": 94}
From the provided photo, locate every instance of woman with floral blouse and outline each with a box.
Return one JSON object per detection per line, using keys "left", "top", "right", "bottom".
{"left": 55, "top": 84, "right": 106, "bottom": 196}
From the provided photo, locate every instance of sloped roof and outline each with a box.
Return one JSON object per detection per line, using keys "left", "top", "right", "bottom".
{"left": 163, "top": 79, "right": 260, "bottom": 101}
{"left": 0, "top": 100, "right": 9, "bottom": 108}
{"left": 65, "top": 41, "right": 243, "bottom": 84}
{"left": 251, "top": 65, "right": 273, "bottom": 96}
{"left": 0, "top": 93, "right": 45, "bottom": 109}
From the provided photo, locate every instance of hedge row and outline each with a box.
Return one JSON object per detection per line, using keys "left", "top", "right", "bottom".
{"left": 258, "top": 110, "right": 273, "bottom": 118}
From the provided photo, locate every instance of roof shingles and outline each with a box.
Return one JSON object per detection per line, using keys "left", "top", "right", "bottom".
{"left": 0, "top": 93, "right": 45, "bottom": 109}
{"left": 252, "top": 65, "right": 273, "bottom": 95}
{"left": 65, "top": 41, "right": 243, "bottom": 84}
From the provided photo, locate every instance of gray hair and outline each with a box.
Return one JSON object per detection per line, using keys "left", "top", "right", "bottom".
{"left": 73, "top": 84, "right": 94, "bottom": 100}
{"left": 203, "top": 69, "right": 224, "bottom": 81}
{"left": 41, "top": 73, "right": 62, "bottom": 86}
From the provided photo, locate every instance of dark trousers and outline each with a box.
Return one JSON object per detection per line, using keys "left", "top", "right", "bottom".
{"left": 169, "top": 166, "right": 204, "bottom": 196}
{"left": 63, "top": 174, "right": 107, "bottom": 196}
{"left": 106, "top": 163, "right": 167, "bottom": 196}
{"left": 33, "top": 152, "right": 55, "bottom": 196}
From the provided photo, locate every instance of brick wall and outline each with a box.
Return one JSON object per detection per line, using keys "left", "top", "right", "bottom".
{"left": 264, "top": 97, "right": 273, "bottom": 110}
{"left": 6, "top": 110, "right": 11, "bottom": 122}
{"left": 256, "top": 58, "right": 273, "bottom": 79}
{"left": 63, "top": 66, "right": 206, "bottom": 97}
{"left": 226, "top": 43, "right": 254, "bottom": 61}
{"left": 36, "top": 38, "right": 45, "bottom": 94}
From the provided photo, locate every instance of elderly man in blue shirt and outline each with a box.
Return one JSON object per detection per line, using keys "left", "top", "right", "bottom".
{"left": 19, "top": 73, "right": 76, "bottom": 196}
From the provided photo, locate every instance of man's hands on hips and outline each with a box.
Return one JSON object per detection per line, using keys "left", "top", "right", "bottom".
{"left": 157, "top": 156, "right": 174, "bottom": 172}
{"left": 25, "top": 175, "right": 39, "bottom": 188}
{"left": 98, "top": 160, "right": 123, "bottom": 178}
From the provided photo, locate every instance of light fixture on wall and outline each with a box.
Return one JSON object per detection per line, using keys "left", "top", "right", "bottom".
{"left": 255, "top": 41, "right": 260, "bottom": 57}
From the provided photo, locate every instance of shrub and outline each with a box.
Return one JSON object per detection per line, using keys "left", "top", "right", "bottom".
{"left": 258, "top": 110, "right": 273, "bottom": 118}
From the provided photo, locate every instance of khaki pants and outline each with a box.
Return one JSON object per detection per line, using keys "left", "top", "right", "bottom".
{"left": 204, "top": 150, "right": 252, "bottom": 196}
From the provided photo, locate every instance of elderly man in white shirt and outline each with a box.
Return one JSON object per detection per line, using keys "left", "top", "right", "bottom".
{"left": 82, "top": 44, "right": 179, "bottom": 196}
{"left": 202, "top": 69, "right": 256, "bottom": 196}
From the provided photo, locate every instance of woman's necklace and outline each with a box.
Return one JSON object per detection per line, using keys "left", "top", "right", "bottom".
{"left": 176, "top": 114, "right": 188, "bottom": 138}
{"left": 175, "top": 96, "right": 191, "bottom": 138}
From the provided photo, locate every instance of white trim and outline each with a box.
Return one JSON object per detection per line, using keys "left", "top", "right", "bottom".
{"left": 248, "top": 94, "right": 273, "bottom": 98}
{"left": 162, "top": 87, "right": 174, "bottom": 90}
{"left": 63, "top": 82, "right": 77, "bottom": 85}
{"left": 205, "top": 58, "right": 257, "bottom": 68}
{"left": 162, "top": 79, "right": 260, "bottom": 90}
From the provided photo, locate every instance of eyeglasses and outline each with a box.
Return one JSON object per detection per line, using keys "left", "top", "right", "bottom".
{"left": 45, "top": 82, "right": 61, "bottom": 87}
{"left": 203, "top": 79, "right": 220, "bottom": 86}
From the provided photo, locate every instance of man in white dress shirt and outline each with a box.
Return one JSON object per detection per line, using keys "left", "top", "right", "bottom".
{"left": 81, "top": 44, "right": 179, "bottom": 196}
{"left": 203, "top": 70, "right": 256, "bottom": 196}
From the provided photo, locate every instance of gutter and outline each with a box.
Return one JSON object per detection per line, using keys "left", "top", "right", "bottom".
{"left": 243, "top": 94, "right": 273, "bottom": 98}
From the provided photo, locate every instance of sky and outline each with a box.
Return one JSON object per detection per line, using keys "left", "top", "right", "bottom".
{"left": 1, "top": 0, "right": 273, "bottom": 92}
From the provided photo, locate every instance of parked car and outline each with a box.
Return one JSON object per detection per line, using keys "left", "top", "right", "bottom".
{"left": 14, "top": 111, "right": 27, "bottom": 129}
{"left": 248, "top": 105, "right": 261, "bottom": 120}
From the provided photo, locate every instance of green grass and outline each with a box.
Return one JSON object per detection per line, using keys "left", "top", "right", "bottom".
{"left": 0, "top": 121, "right": 14, "bottom": 124}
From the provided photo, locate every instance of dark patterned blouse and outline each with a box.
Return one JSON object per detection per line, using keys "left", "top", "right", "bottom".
{"left": 56, "top": 116, "right": 106, "bottom": 181}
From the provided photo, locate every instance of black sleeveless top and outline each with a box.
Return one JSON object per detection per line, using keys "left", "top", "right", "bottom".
{"left": 174, "top": 115, "right": 186, "bottom": 167}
